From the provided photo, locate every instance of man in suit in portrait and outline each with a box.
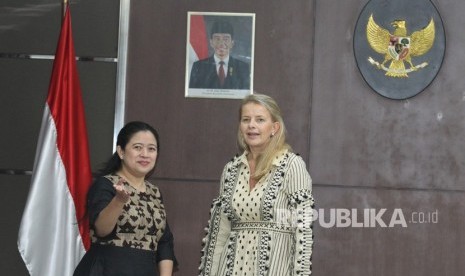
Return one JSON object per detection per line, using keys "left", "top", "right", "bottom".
{"left": 189, "top": 20, "right": 251, "bottom": 90}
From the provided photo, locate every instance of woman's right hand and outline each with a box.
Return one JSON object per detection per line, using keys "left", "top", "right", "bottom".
{"left": 113, "top": 178, "right": 130, "bottom": 203}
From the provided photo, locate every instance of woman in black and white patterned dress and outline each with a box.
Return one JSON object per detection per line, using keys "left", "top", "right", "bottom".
{"left": 199, "top": 94, "right": 314, "bottom": 276}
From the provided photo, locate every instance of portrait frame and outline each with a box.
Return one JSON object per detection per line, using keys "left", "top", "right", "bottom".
{"left": 185, "top": 11, "right": 255, "bottom": 99}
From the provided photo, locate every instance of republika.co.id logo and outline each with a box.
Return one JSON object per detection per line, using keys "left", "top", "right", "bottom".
{"left": 277, "top": 208, "right": 438, "bottom": 228}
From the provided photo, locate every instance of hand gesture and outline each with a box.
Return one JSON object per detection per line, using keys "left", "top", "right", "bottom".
{"left": 113, "top": 178, "right": 130, "bottom": 204}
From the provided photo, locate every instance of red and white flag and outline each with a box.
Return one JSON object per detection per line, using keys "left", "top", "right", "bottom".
{"left": 187, "top": 14, "right": 209, "bottom": 74}
{"left": 18, "top": 6, "right": 92, "bottom": 276}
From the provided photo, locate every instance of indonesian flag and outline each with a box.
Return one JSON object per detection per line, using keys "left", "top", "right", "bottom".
{"left": 18, "top": 6, "right": 92, "bottom": 276}
{"left": 187, "top": 14, "right": 209, "bottom": 74}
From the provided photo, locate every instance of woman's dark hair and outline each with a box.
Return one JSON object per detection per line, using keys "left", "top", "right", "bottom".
{"left": 98, "top": 121, "right": 160, "bottom": 178}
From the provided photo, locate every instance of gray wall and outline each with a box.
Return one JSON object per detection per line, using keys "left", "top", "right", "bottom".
{"left": 1, "top": 0, "right": 464, "bottom": 275}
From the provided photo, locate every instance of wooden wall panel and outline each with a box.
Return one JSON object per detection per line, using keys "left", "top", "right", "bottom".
{"left": 125, "top": 0, "right": 315, "bottom": 179}
{"left": 310, "top": 0, "right": 465, "bottom": 190}
{"left": 310, "top": 0, "right": 465, "bottom": 275}
{"left": 312, "top": 186, "right": 465, "bottom": 275}
{"left": 0, "top": 175, "right": 32, "bottom": 276}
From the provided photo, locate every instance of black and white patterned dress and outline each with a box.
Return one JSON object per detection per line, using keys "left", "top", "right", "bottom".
{"left": 199, "top": 150, "right": 314, "bottom": 276}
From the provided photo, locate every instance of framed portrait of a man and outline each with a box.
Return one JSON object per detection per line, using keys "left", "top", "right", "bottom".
{"left": 185, "top": 12, "right": 255, "bottom": 99}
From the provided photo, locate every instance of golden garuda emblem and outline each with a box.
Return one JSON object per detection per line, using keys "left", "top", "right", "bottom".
{"left": 366, "top": 14, "right": 435, "bottom": 77}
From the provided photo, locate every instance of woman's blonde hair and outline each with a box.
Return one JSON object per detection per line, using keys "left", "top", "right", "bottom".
{"left": 237, "top": 93, "right": 292, "bottom": 180}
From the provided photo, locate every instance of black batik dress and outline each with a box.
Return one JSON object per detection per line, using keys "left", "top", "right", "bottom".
{"left": 74, "top": 174, "right": 177, "bottom": 276}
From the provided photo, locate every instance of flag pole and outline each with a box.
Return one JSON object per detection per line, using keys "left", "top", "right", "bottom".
{"left": 63, "top": 0, "right": 68, "bottom": 17}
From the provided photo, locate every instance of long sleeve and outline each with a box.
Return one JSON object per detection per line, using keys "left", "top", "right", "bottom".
{"left": 199, "top": 164, "right": 233, "bottom": 276}
{"left": 157, "top": 222, "right": 178, "bottom": 267}
{"left": 285, "top": 155, "right": 315, "bottom": 276}
{"left": 87, "top": 177, "right": 119, "bottom": 240}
